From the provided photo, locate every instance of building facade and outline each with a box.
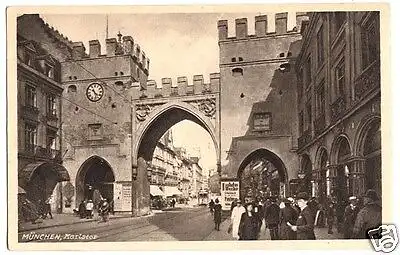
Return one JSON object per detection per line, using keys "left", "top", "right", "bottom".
{"left": 17, "top": 34, "right": 70, "bottom": 214}
{"left": 295, "top": 12, "right": 381, "bottom": 205}
{"left": 219, "top": 13, "right": 309, "bottom": 198}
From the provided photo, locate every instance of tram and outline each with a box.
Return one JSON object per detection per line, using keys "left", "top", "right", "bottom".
{"left": 197, "top": 190, "right": 209, "bottom": 205}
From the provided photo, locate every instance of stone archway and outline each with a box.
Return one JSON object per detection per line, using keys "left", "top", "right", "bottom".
{"left": 134, "top": 101, "right": 219, "bottom": 164}
{"left": 237, "top": 149, "right": 288, "bottom": 201}
{"left": 315, "top": 147, "right": 329, "bottom": 200}
{"left": 299, "top": 154, "right": 313, "bottom": 196}
{"left": 75, "top": 156, "right": 115, "bottom": 208}
{"left": 355, "top": 117, "right": 381, "bottom": 196}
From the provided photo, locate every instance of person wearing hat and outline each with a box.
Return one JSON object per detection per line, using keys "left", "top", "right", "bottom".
{"left": 238, "top": 202, "right": 260, "bottom": 240}
{"left": 230, "top": 199, "right": 246, "bottom": 240}
{"left": 264, "top": 197, "right": 280, "bottom": 240}
{"left": 343, "top": 196, "right": 360, "bottom": 239}
{"left": 287, "top": 192, "right": 316, "bottom": 240}
{"left": 353, "top": 189, "right": 382, "bottom": 239}
{"left": 213, "top": 198, "right": 222, "bottom": 231}
{"left": 279, "top": 198, "right": 299, "bottom": 240}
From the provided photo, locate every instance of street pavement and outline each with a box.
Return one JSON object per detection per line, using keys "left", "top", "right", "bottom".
{"left": 18, "top": 206, "right": 342, "bottom": 242}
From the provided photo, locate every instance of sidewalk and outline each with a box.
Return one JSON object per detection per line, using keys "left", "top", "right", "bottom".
{"left": 206, "top": 218, "right": 342, "bottom": 241}
{"left": 18, "top": 212, "right": 141, "bottom": 233}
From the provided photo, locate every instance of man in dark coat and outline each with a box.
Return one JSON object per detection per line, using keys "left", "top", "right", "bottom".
{"left": 239, "top": 203, "right": 259, "bottom": 240}
{"left": 326, "top": 200, "right": 335, "bottom": 234}
{"left": 353, "top": 189, "right": 382, "bottom": 239}
{"left": 279, "top": 198, "right": 299, "bottom": 240}
{"left": 209, "top": 199, "right": 215, "bottom": 214}
{"left": 264, "top": 198, "right": 280, "bottom": 240}
{"left": 213, "top": 198, "right": 222, "bottom": 231}
{"left": 343, "top": 196, "right": 360, "bottom": 239}
{"left": 288, "top": 192, "right": 316, "bottom": 240}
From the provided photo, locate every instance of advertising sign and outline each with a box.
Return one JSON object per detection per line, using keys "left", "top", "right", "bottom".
{"left": 220, "top": 181, "right": 240, "bottom": 210}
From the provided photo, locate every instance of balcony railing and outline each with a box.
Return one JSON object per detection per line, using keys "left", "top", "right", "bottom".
{"left": 23, "top": 105, "right": 39, "bottom": 120}
{"left": 314, "top": 114, "right": 326, "bottom": 136}
{"left": 298, "top": 130, "right": 311, "bottom": 149}
{"left": 354, "top": 61, "right": 380, "bottom": 101}
{"left": 330, "top": 96, "right": 346, "bottom": 121}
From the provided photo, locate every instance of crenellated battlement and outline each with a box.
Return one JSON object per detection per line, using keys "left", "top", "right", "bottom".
{"left": 69, "top": 34, "right": 150, "bottom": 73}
{"left": 140, "top": 73, "right": 220, "bottom": 99}
{"left": 218, "top": 12, "right": 309, "bottom": 41}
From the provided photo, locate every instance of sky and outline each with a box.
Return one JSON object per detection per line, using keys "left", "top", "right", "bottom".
{"left": 40, "top": 12, "right": 296, "bottom": 170}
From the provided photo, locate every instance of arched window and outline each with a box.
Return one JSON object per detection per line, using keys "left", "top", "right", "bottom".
{"left": 231, "top": 57, "right": 236, "bottom": 62}
{"left": 232, "top": 67, "right": 243, "bottom": 77}
{"left": 238, "top": 57, "right": 243, "bottom": 62}
{"left": 67, "top": 85, "right": 77, "bottom": 93}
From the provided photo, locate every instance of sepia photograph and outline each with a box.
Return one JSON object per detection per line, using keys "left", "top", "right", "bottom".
{"left": 6, "top": 3, "right": 396, "bottom": 252}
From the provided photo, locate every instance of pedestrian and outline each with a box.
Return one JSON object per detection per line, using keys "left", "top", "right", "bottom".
{"left": 230, "top": 198, "right": 237, "bottom": 212}
{"left": 343, "top": 196, "right": 360, "bottom": 239}
{"left": 43, "top": 196, "right": 53, "bottom": 219}
{"left": 238, "top": 202, "right": 260, "bottom": 240}
{"left": 253, "top": 200, "right": 264, "bottom": 233}
{"left": 326, "top": 199, "right": 335, "bottom": 234}
{"left": 307, "top": 197, "right": 319, "bottom": 220}
{"left": 230, "top": 200, "right": 246, "bottom": 240}
{"left": 353, "top": 189, "right": 382, "bottom": 239}
{"left": 287, "top": 192, "right": 316, "bottom": 240}
{"left": 98, "top": 198, "right": 110, "bottom": 223}
{"left": 279, "top": 198, "right": 299, "bottom": 240}
{"left": 209, "top": 199, "right": 215, "bottom": 214}
{"left": 79, "top": 200, "right": 87, "bottom": 219}
{"left": 171, "top": 198, "right": 176, "bottom": 208}
{"left": 213, "top": 198, "right": 222, "bottom": 231}
{"left": 86, "top": 199, "right": 94, "bottom": 219}
{"left": 264, "top": 197, "right": 280, "bottom": 240}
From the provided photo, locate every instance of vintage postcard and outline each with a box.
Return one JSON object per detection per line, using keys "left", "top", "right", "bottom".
{"left": 6, "top": 3, "right": 395, "bottom": 252}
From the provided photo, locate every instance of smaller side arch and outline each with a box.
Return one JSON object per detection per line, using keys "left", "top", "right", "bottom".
{"left": 330, "top": 134, "right": 352, "bottom": 165}
{"left": 353, "top": 115, "right": 381, "bottom": 156}
{"left": 315, "top": 146, "right": 329, "bottom": 168}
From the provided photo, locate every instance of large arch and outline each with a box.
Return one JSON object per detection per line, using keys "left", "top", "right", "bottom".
{"left": 134, "top": 101, "right": 219, "bottom": 163}
{"left": 237, "top": 149, "right": 288, "bottom": 200}
{"left": 75, "top": 156, "right": 115, "bottom": 207}
{"left": 330, "top": 134, "right": 352, "bottom": 165}
{"left": 354, "top": 116, "right": 381, "bottom": 195}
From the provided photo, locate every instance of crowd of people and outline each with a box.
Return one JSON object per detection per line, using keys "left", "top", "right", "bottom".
{"left": 76, "top": 198, "right": 112, "bottom": 222}
{"left": 209, "top": 188, "right": 382, "bottom": 241}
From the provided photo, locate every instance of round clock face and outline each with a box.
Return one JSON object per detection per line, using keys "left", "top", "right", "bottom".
{"left": 86, "top": 83, "right": 104, "bottom": 102}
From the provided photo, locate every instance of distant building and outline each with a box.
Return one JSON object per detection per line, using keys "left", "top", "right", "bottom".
{"left": 295, "top": 12, "right": 381, "bottom": 202}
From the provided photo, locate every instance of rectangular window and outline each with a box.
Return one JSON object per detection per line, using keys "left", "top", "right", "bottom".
{"left": 361, "top": 19, "right": 379, "bottom": 69}
{"left": 306, "top": 101, "right": 312, "bottom": 131}
{"left": 24, "top": 123, "right": 37, "bottom": 153}
{"left": 316, "top": 80, "right": 325, "bottom": 117}
{"left": 297, "top": 68, "right": 304, "bottom": 99}
{"left": 335, "top": 58, "right": 346, "bottom": 97}
{"left": 25, "top": 85, "right": 37, "bottom": 107}
{"left": 304, "top": 56, "right": 312, "bottom": 88}
{"left": 47, "top": 94, "right": 57, "bottom": 116}
{"left": 46, "top": 130, "right": 57, "bottom": 150}
{"left": 88, "top": 123, "right": 103, "bottom": 140}
{"left": 317, "top": 26, "right": 325, "bottom": 65}
{"left": 253, "top": 112, "right": 271, "bottom": 131}
{"left": 45, "top": 63, "right": 54, "bottom": 79}
{"left": 299, "top": 111, "right": 304, "bottom": 134}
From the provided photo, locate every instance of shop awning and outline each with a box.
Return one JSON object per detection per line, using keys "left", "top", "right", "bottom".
{"left": 164, "top": 186, "right": 183, "bottom": 196}
{"left": 19, "top": 162, "right": 70, "bottom": 184}
{"left": 150, "top": 185, "right": 165, "bottom": 196}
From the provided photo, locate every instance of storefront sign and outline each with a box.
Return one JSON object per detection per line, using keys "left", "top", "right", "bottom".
{"left": 220, "top": 181, "right": 239, "bottom": 210}
{"left": 113, "top": 183, "right": 123, "bottom": 211}
{"left": 121, "top": 184, "right": 132, "bottom": 211}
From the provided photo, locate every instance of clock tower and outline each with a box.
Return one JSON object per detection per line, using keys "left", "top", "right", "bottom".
{"left": 61, "top": 34, "right": 150, "bottom": 215}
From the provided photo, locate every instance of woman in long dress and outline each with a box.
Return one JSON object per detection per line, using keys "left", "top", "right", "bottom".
{"left": 231, "top": 200, "right": 246, "bottom": 240}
